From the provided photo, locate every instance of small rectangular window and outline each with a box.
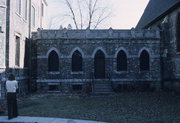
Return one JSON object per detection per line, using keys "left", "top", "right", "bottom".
{"left": 49, "top": 85, "right": 59, "bottom": 91}
{"left": 22, "top": 0, "right": 28, "bottom": 20}
{"left": 16, "top": 0, "right": 21, "bottom": 15}
{"left": 72, "top": 85, "right": 82, "bottom": 92}
{"left": 41, "top": 3, "right": 44, "bottom": 16}
{"left": 0, "top": 84, "right": 2, "bottom": 99}
{"left": 31, "top": 6, "right": 35, "bottom": 27}
{"left": 15, "top": 36, "right": 20, "bottom": 66}
{"left": 0, "top": 26, "right": 3, "bottom": 33}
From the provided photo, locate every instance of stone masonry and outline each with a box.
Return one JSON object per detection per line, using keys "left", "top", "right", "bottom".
{"left": 31, "top": 29, "right": 161, "bottom": 93}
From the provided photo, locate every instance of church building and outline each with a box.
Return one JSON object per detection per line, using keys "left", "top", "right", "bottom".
{"left": 31, "top": 0, "right": 180, "bottom": 93}
{"left": 0, "top": 0, "right": 180, "bottom": 98}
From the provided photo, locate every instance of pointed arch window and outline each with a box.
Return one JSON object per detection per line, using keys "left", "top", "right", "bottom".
{"left": 117, "top": 50, "right": 127, "bottom": 71}
{"left": 176, "top": 13, "right": 180, "bottom": 52}
{"left": 72, "top": 50, "right": 83, "bottom": 72}
{"left": 94, "top": 50, "right": 105, "bottom": 79}
{"left": 140, "top": 50, "right": 150, "bottom": 71}
{"left": 48, "top": 51, "right": 59, "bottom": 71}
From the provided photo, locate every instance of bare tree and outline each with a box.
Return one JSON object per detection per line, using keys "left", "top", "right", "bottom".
{"left": 63, "top": 0, "right": 111, "bottom": 29}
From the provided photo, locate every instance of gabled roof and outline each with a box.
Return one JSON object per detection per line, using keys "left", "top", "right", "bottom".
{"left": 136, "top": 0, "right": 180, "bottom": 29}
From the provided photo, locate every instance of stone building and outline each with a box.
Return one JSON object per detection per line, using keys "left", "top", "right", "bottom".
{"left": 0, "top": 0, "right": 6, "bottom": 99}
{"left": 31, "top": 0, "right": 180, "bottom": 93}
{"left": 31, "top": 29, "right": 161, "bottom": 93}
{"left": 1, "top": 0, "right": 180, "bottom": 97}
{"left": 137, "top": 0, "right": 180, "bottom": 91}
{"left": 0, "top": 0, "right": 48, "bottom": 100}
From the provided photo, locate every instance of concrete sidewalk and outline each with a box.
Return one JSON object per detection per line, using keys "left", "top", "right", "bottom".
{"left": 0, "top": 116, "right": 108, "bottom": 123}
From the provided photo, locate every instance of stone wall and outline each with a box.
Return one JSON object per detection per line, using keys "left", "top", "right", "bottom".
{"left": 31, "top": 29, "right": 161, "bottom": 92}
{"left": 147, "top": 7, "right": 180, "bottom": 92}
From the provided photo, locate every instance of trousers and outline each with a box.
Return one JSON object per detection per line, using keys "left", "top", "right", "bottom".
{"left": 7, "top": 92, "right": 18, "bottom": 119}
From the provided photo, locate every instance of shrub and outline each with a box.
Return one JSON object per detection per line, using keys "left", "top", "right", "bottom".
{"left": 0, "top": 100, "right": 6, "bottom": 114}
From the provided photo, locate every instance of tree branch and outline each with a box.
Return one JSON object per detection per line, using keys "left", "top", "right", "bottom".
{"left": 65, "top": 0, "right": 79, "bottom": 29}
{"left": 77, "top": 0, "right": 83, "bottom": 29}
{"left": 94, "top": 8, "right": 111, "bottom": 29}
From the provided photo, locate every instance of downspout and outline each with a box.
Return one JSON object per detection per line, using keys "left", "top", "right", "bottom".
{"left": 40, "top": 0, "right": 42, "bottom": 28}
{"left": 28, "top": 0, "right": 32, "bottom": 92}
{"left": 5, "top": 0, "right": 10, "bottom": 69}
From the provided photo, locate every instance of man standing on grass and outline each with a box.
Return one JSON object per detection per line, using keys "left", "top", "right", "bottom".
{"left": 6, "top": 74, "right": 18, "bottom": 119}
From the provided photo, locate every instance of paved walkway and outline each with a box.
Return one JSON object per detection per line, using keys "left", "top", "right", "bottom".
{"left": 0, "top": 116, "right": 107, "bottom": 123}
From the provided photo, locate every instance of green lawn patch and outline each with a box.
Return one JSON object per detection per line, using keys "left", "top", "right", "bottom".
{"left": 3, "top": 92, "right": 180, "bottom": 123}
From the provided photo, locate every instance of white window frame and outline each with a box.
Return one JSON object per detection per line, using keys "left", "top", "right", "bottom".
{"left": 22, "top": 0, "right": 28, "bottom": 20}
{"left": 16, "top": 0, "right": 21, "bottom": 15}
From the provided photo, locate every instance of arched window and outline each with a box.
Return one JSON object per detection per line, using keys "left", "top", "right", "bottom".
{"left": 72, "top": 50, "right": 83, "bottom": 72}
{"left": 177, "top": 13, "right": 180, "bottom": 52}
{"left": 94, "top": 50, "right": 105, "bottom": 79}
{"left": 48, "top": 51, "right": 59, "bottom": 71}
{"left": 117, "top": 50, "right": 127, "bottom": 71}
{"left": 140, "top": 50, "right": 150, "bottom": 71}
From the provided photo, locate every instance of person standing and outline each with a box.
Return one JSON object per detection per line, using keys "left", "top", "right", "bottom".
{"left": 6, "top": 74, "right": 18, "bottom": 119}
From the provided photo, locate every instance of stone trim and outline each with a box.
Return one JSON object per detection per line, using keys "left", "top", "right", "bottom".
{"left": 16, "top": 76, "right": 29, "bottom": 80}
{"left": 71, "top": 72, "right": 84, "bottom": 74}
{"left": 92, "top": 47, "right": 108, "bottom": 58}
{"left": 35, "top": 55, "right": 160, "bottom": 59}
{"left": 114, "top": 47, "right": 129, "bottom": 58}
{"left": 47, "top": 72, "right": 60, "bottom": 75}
{"left": 46, "top": 47, "right": 61, "bottom": 58}
{"left": 36, "top": 78, "right": 161, "bottom": 83}
{"left": 114, "top": 70, "right": 128, "bottom": 74}
{"left": 32, "top": 29, "right": 160, "bottom": 40}
{"left": 138, "top": 47, "right": 152, "bottom": 57}
{"left": 70, "top": 47, "right": 85, "bottom": 58}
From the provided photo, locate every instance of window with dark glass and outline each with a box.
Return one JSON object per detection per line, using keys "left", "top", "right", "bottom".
{"left": 72, "top": 50, "right": 82, "bottom": 72}
{"left": 117, "top": 50, "right": 127, "bottom": 71}
{"left": 49, "top": 85, "right": 59, "bottom": 91}
{"left": 22, "top": 0, "right": 27, "bottom": 20}
{"left": 41, "top": 3, "right": 44, "bottom": 16}
{"left": 48, "top": 51, "right": 59, "bottom": 71}
{"left": 72, "top": 85, "right": 82, "bottom": 92}
{"left": 15, "top": 36, "right": 20, "bottom": 66}
{"left": 140, "top": 50, "right": 150, "bottom": 71}
{"left": 94, "top": 50, "right": 105, "bottom": 79}
{"left": 177, "top": 13, "right": 180, "bottom": 52}
{"left": 0, "top": 83, "right": 2, "bottom": 98}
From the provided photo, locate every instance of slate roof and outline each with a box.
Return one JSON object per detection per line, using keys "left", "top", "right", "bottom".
{"left": 136, "top": 0, "right": 180, "bottom": 29}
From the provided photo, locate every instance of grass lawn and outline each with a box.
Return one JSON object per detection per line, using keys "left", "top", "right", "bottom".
{"left": 3, "top": 92, "right": 180, "bottom": 123}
